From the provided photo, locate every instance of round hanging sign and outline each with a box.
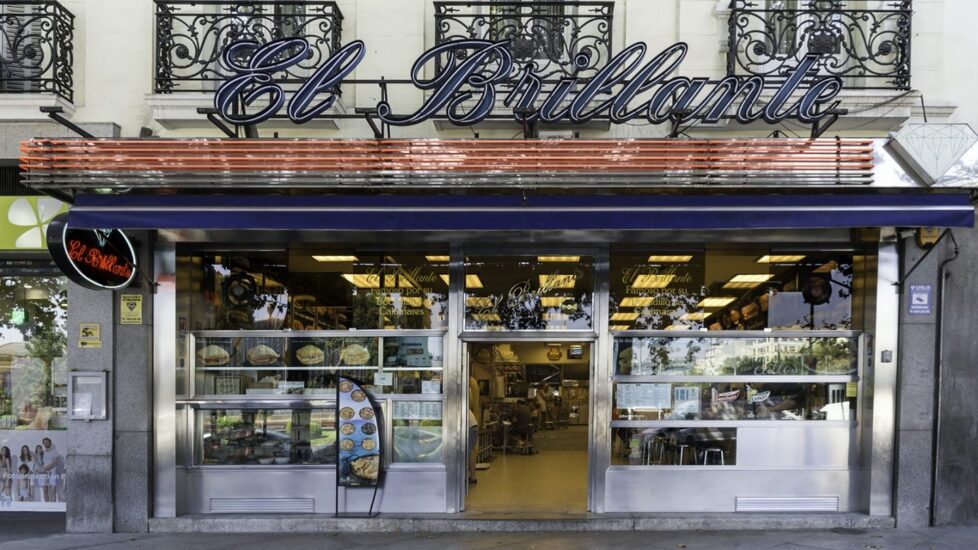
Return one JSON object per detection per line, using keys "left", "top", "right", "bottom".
{"left": 46, "top": 213, "right": 137, "bottom": 291}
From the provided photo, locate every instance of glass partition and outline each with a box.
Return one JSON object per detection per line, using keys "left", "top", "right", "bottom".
{"left": 463, "top": 256, "right": 594, "bottom": 330}
{"left": 392, "top": 401, "right": 443, "bottom": 463}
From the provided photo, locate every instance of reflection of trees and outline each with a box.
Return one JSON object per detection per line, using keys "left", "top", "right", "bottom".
{"left": 0, "top": 276, "right": 67, "bottom": 421}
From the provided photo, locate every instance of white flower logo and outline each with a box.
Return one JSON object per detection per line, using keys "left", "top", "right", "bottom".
{"left": 7, "top": 197, "right": 63, "bottom": 248}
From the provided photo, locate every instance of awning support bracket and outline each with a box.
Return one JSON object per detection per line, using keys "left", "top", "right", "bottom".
{"left": 196, "top": 108, "right": 238, "bottom": 139}
{"left": 810, "top": 108, "right": 848, "bottom": 139}
{"left": 40, "top": 107, "right": 94, "bottom": 139}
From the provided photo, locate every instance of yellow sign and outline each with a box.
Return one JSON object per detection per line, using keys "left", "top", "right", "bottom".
{"left": 120, "top": 294, "right": 143, "bottom": 324}
{"left": 79, "top": 323, "right": 102, "bottom": 349}
{"left": 846, "top": 382, "right": 859, "bottom": 398}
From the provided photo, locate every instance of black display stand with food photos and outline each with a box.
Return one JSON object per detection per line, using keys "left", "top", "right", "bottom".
{"left": 335, "top": 376, "right": 383, "bottom": 517}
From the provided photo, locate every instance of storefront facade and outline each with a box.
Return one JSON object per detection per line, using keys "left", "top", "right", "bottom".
{"left": 4, "top": 0, "right": 978, "bottom": 532}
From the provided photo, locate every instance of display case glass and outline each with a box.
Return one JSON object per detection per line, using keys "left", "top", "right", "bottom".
{"left": 195, "top": 407, "right": 338, "bottom": 466}
{"left": 192, "top": 334, "right": 444, "bottom": 397}
{"left": 391, "top": 401, "right": 443, "bottom": 463}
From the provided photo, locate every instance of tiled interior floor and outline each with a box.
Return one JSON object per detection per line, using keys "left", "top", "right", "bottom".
{"left": 466, "top": 427, "right": 589, "bottom": 515}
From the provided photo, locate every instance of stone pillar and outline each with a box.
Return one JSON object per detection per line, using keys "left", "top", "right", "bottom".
{"left": 65, "top": 231, "right": 154, "bottom": 533}
{"left": 933, "top": 225, "right": 978, "bottom": 525}
{"left": 893, "top": 235, "right": 940, "bottom": 527}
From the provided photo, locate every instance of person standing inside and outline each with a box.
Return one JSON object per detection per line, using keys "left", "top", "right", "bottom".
{"left": 467, "top": 408, "right": 479, "bottom": 485}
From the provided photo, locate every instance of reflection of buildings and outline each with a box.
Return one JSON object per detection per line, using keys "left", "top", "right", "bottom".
{"left": 656, "top": 339, "right": 807, "bottom": 375}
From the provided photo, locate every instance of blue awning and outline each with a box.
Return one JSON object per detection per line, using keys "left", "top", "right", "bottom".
{"left": 66, "top": 193, "right": 975, "bottom": 231}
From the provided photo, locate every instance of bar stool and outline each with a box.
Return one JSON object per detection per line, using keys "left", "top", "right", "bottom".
{"left": 675, "top": 444, "right": 694, "bottom": 465}
{"left": 703, "top": 447, "right": 725, "bottom": 465}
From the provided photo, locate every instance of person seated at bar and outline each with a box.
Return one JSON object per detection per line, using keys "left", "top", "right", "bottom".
{"left": 511, "top": 400, "right": 533, "bottom": 452}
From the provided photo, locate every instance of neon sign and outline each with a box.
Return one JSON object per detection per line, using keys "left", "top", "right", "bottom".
{"left": 215, "top": 38, "right": 843, "bottom": 127}
{"left": 47, "top": 213, "right": 137, "bottom": 291}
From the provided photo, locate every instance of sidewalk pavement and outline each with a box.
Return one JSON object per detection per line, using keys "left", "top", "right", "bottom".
{"left": 1, "top": 515, "right": 977, "bottom": 549}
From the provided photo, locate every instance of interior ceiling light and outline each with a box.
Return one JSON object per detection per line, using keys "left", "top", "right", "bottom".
{"left": 697, "top": 297, "right": 736, "bottom": 308}
{"left": 632, "top": 274, "right": 676, "bottom": 289}
{"left": 465, "top": 296, "right": 494, "bottom": 308}
{"left": 619, "top": 297, "right": 655, "bottom": 308}
{"left": 609, "top": 325, "right": 632, "bottom": 331}
{"left": 439, "top": 274, "right": 485, "bottom": 289}
{"left": 611, "top": 311, "right": 640, "bottom": 321}
{"left": 425, "top": 255, "right": 450, "bottom": 262}
{"left": 664, "top": 324, "right": 691, "bottom": 331}
{"left": 680, "top": 312, "right": 710, "bottom": 321}
{"left": 539, "top": 274, "right": 577, "bottom": 289}
{"left": 756, "top": 255, "right": 806, "bottom": 264}
{"left": 538, "top": 256, "right": 581, "bottom": 263}
{"left": 400, "top": 297, "right": 424, "bottom": 307}
{"left": 471, "top": 313, "right": 502, "bottom": 322}
{"left": 312, "top": 255, "right": 358, "bottom": 262}
{"left": 341, "top": 274, "right": 414, "bottom": 289}
{"left": 541, "top": 297, "right": 569, "bottom": 307}
{"left": 647, "top": 255, "right": 694, "bottom": 263}
{"left": 723, "top": 274, "right": 774, "bottom": 289}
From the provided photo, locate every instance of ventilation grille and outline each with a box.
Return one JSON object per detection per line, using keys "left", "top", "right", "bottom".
{"left": 735, "top": 496, "right": 839, "bottom": 512}
{"left": 209, "top": 497, "right": 315, "bottom": 514}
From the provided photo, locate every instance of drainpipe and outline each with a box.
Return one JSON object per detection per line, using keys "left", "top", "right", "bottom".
{"left": 930, "top": 231, "right": 959, "bottom": 526}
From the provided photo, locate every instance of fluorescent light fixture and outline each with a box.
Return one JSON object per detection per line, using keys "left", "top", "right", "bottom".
{"left": 611, "top": 312, "right": 639, "bottom": 321}
{"left": 466, "top": 297, "right": 494, "bottom": 308}
{"left": 697, "top": 297, "right": 736, "bottom": 308}
{"left": 665, "top": 324, "right": 691, "bottom": 331}
{"left": 341, "top": 274, "right": 413, "bottom": 289}
{"left": 632, "top": 274, "right": 676, "bottom": 289}
{"left": 400, "top": 297, "right": 424, "bottom": 307}
{"left": 439, "top": 274, "right": 485, "bottom": 289}
{"left": 312, "top": 255, "right": 358, "bottom": 262}
{"left": 609, "top": 325, "right": 632, "bottom": 331}
{"left": 757, "top": 255, "right": 806, "bottom": 263}
{"left": 541, "top": 296, "right": 569, "bottom": 307}
{"left": 471, "top": 313, "right": 502, "bottom": 322}
{"left": 538, "top": 256, "right": 580, "bottom": 263}
{"left": 619, "top": 297, "right": 655, "bottom": 308}
{"left": 539, "top": 274, "right": 577, "bottom": 289}
{"left": 723, "top": 274, "right": 774, "bottom": 289}
{"left": 425, "top": 255, "right": 450, "bottom": 262}
{"left": 647, "top": 255, "right": 693, "bottom": 263}
{"left": 680, "top": 312, "right": 710, "bottom": 321}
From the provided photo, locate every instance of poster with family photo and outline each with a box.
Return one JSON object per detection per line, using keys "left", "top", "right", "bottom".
{"left": 0, "top": 430, "right": 67, "bottom": 512}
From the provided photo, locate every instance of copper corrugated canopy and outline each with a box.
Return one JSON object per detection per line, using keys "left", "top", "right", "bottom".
{"left": 20, "top": 138, "right": 875, "bottom": 191}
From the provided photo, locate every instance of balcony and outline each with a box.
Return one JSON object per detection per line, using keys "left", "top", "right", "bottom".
{"left": 154, "top": 0, "right": 343, "bottom": 94}
{"left": 0, "top": 1, "right": 73, "bottom": 103}
{"left": 727, "top": 0, "right": 912, "bottom": 90}
{"left": 434, "top": 1, "right": 614, "bottom": 82}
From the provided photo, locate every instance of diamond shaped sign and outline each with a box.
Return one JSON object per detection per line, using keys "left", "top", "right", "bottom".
{"left": 887, "top": 124, "right": 978, "bottom": 185}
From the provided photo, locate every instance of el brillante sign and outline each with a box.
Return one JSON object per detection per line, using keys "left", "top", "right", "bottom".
{"left": 47, "top": 213, "right": 137, "bottom": 291}
{"left": 214, "top": 39, "right": 844, "bottom": 127}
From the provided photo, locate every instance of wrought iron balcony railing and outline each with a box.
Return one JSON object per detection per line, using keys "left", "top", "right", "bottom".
{"left": 434, "top": 1, "right": 614, "bottom": 82}
{"left": 0, "top": 1, "right": 73, "bottom": 102}
{"left": 727, "top": 0, "right": 912, "bottom": 90}
{"left": 154, "top": 0, "right": 343, "bottom": 93}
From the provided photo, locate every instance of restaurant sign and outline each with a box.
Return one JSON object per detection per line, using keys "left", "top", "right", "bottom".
{"left": 215, "top": 39, "right": 843, "bottom": 127}
{"left": 46, "top": 213, "right": 137, "bottom": 291}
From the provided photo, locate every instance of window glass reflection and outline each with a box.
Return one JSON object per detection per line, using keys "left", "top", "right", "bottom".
{"left": 610, "top": 252, "right": 860, "bottom": 331}
{"left": 612, "top": 427, "right": 736, "bottom": 466}
{"left": 197, "top": 408, "right": 337, "bottom": 466}
{"left": 464, "top": 256, "right": 593, "bottom": 330}
{"left": 392, "top": 401, "right": 443, "bottom": 464}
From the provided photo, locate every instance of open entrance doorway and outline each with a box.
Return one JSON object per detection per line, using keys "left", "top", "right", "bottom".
{"left": 464, "top": 341, "right": 591, "bottom": 514}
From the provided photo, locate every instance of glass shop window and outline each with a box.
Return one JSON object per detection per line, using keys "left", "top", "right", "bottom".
{"left": 610, "top": 251, "right": 864, "bottom": 332}
{"left": 0, "top": 272, "right": 68, "bottom": 431}
{"left": 196, "top": 408, "right": 338, "bottom": 466}
{"left": 611, "top": 427, "right": 737, "bottom": 466}
{"left": 391, "top": 401, "right": 443, "bottom": 464}
{"left": 464, "top": 256, "right": 594, "bottom": 331}
{"left": 179, "top": 249, "right": 449, "bottom": 331}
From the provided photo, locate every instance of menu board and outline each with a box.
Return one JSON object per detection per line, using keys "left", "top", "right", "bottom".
{"left": 617, "top": 384, "right": 672, "bottom": 410}
{"left": 393, "top": 401, "right": 443, "bottom": 421}
{"left": 337, "top": 377, "right": 380, "bottom": 487}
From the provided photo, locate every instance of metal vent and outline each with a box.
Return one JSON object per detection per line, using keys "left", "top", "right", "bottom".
{"left": 209, "top": 498, "right": 315, "bottom": 514}
{"left": 735, "top": 496, "right": 839, "bottom": 513}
